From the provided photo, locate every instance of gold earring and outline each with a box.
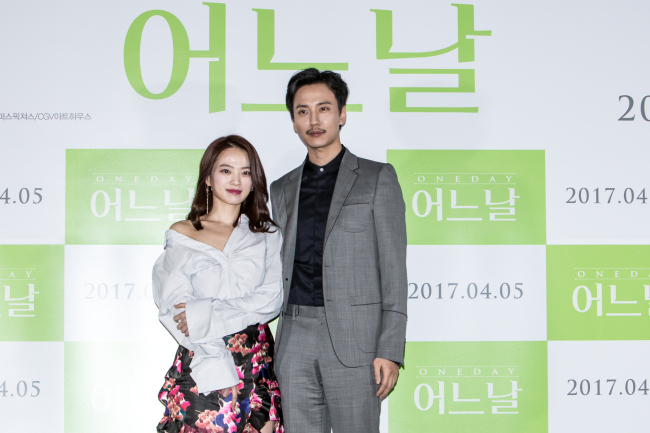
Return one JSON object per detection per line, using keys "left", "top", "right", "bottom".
{"left": 206, "top": 185, "right": 210, "bottom": 214}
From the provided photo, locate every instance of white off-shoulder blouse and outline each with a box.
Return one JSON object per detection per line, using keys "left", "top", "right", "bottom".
{"left": 152, "top": 215, "right": 283, "bottom": 394}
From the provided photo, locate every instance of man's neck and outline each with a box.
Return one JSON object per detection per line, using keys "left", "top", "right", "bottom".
{"left": 307, "top": 141, "right": 343, "bottom": 167}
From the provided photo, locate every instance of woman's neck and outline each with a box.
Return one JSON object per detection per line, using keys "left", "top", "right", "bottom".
{"left": 204, "top": 200, "right": 241, "bottom": 226}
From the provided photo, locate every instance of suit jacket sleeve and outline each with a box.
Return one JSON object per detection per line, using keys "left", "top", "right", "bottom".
{"left": 373, "top": 163, "right": 408, "bottom": 365}
{"left": 270, "top": 180, "right": 281, "bottom": 223}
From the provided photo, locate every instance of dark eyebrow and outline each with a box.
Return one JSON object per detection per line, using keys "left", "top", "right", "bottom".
{"left": 218, "top": 164, "right": 251, "bottom": 169}
{"left": 295, "top": 101, "right": 333, "bottom": 109}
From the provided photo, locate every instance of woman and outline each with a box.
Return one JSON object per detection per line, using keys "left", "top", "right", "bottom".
{"left": 153, "top": 135, "right": 284, "bottom": 433}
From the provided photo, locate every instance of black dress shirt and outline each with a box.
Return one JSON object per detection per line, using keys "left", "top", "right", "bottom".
{"left": 289, "top": 146, "right": 346, "bottom": 306}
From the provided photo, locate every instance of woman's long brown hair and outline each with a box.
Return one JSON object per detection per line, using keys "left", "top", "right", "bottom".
{"left": 187, "top": 135, "right": 276, "bottom": 233}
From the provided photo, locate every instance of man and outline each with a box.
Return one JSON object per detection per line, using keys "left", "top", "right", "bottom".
{"left": 270, "top": 68, "right": 407, "bottom": 433}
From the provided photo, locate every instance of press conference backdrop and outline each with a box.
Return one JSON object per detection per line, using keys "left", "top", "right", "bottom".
{"left": 1, "top": 1, "right": 649, "bottom": 431}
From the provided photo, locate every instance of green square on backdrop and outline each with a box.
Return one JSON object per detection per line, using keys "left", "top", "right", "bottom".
{"left": 65, "top": 149, "right": 204, "bottom": 245}
{"left": 64, "top": 341, "right": 176, "bottom": 432}
{"left": 547, "top": 245, "right": 650, "bottom": 341}
{"left": 387, "top": 150, "right": 545, "bottom": 245}
{"left": 0, "top": 245, "right": 64, "bottom": 341}
{"left": 389, "top": 341, "right": 548, "bottom": 433}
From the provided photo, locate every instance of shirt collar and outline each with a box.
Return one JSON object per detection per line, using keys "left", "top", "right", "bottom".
{"left": 304, "top": 145, "right": 346, "bottom": 175}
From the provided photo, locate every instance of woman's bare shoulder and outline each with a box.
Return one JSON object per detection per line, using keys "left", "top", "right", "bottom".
{"left": 169, "top": 220, "right": 196, "bottom": 237}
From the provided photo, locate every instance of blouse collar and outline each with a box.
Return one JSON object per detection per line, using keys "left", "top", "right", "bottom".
{"left": 165, "top": 214, "right": 249, "bottom": 257}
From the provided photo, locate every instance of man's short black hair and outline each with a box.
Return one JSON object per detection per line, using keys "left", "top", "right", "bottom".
{"left": 285, "top": 68, "right": 349, "bottom": 122}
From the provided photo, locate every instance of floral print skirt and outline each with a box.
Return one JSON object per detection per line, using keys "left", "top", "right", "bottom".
{"left": 157, "top": 324, "right": 284, "bottom": 433}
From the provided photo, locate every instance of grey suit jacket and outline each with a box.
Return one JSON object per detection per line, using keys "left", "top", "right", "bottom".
{"left": 270, "top": 148, "right": 408, "bottom": 367}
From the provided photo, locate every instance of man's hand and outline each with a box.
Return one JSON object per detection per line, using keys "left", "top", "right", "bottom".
{"left": 174, "top": 303, "right": 189, "bottom": 337}
{"left": 373, "top": 357, "right": 399, "bottom": 399}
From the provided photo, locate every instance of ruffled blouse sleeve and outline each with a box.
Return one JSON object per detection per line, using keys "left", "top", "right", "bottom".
{"left": 152, "top": 234, "right": 239, "bottom": 394}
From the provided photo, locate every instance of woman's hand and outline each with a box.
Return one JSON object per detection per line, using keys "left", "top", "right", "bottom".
{"left": 174, "top": 303, "right": 189, "bottom": 337}
{"left": 219, "top": 385, "right": 240, "bottom": 402}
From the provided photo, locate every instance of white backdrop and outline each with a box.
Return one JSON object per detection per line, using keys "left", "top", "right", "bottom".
{"left": 1, "top": 1, "right": 649, "bottom": 432}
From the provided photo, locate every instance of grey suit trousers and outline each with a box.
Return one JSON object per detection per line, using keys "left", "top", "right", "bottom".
{"left": 275, "top": 305, "right": 381, "bottom": 433}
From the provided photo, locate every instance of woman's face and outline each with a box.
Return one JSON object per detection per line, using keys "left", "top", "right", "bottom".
{"left": 206, "top": 147, "right": 253, "bottom": 208}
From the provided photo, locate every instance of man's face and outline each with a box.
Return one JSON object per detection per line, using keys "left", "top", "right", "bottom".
{"left": 292, "top": 83, "right": 346, "bottom": 151}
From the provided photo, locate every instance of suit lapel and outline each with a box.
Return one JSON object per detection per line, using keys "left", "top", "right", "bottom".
{"left": 283, "top": 167, "right": 302, "bottom": 224}
{"left": 281, "top": 163, "right": 304, "bottom": 306}
{"left": 324, "top": 150, "right": 359, "bottom": 248}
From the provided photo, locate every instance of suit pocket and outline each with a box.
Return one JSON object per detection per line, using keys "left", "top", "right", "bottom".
{"left": 343, "top": 195, "right": 372, "bottom": 205}
{"left": 338, "top": 203, "right": 372, "bottom": 233}
{"left": 352, "top": 301, "right": 381, "bottom": 353}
